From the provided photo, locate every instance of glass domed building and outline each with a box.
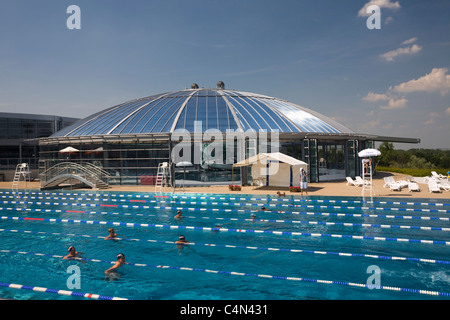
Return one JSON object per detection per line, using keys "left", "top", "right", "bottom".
{"left": 39, "top": 82, "right": 419, "bottom": 185}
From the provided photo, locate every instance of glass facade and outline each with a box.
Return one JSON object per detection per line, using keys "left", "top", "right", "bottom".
{"left": 39, "top": 87, "right": 385, "bottom": 185}
{"left": 0, "top": 113, "right": 78, "bottom": 170}
{"left": 53, "top": 89, "right": 354, "bottom": 137}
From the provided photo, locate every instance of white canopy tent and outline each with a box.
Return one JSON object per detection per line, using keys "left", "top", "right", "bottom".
{"left": 233, "top": 152, "right": 308, "bottom": 187}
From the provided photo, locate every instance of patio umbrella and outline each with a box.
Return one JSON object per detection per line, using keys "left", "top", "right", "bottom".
{"left": 84, "top": 147, "right": 104, "bottom": 155}
{"left": 176, "top": 161, "right": 193, "bottom": 167}
{"left": 59, "top": 146, "right": 79, "bottom": 160}
{"left": 358, "top": 148, "right": 381, "bottom": 157}
{"left": 59, "top": 146, "right": 79, "bottom": 153}
{"left": 176, "top": 161, "right": 193, "bottom": 189}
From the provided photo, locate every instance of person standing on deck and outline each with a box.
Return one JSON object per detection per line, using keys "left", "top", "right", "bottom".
{"left": 300, "top": 168, "right": 308, "bottom": 195}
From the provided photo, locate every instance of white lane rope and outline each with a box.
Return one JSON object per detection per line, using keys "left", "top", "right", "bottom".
{"left": 1, "top": 227, "right": 448, "bottom": 265}
{"left": 1, "top": 249, "right": 449, "bottom": 298}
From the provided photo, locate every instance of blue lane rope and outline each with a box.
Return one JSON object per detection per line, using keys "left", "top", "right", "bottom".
{"left": 2, "top": 198, "right": 450, "bottom": 223}
{"left": 1, "top": 249, "right": 449, "bottom": 298}
{"left": 0, "top": 281, "right": 128, "bottom": 300}
{"left": 2, "top": 215, "right": 450, "bottom": 246}
{"left": 169, "top": 194, "right": 450, "bottom": 207}
{"left": 2, "top": 227, "right": 449, "bottom": 265}
{"left": 3, "top": 204, "right": 450, "bottom": 234}
{"left": 3, "top": 194, "right": 450, "bottom": 214}
{"left": 3, "top": 190, "right": 450, "bottom": 207}
{"left": 2, "top": 200, "right": 450, "bottom": 225}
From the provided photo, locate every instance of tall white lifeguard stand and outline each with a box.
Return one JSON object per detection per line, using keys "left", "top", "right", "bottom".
{"left": 358, "top": 149, "right": 381, "bottom": 198}
{"left": 155, "top": 162, "right": 171, "bottom": 193}
{"left": 361, "top": 158, "right": 373, "bottom": 197}
{"left": 12, "top": 163, "right": 31, "bottom": 191}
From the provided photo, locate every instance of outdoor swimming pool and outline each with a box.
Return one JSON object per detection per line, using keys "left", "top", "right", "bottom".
{"left": 0, "top": 189, "right": 449, "bottom": 300}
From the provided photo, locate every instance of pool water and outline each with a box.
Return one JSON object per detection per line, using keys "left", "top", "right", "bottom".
{"left": 0, "top": 189, "right": 449, "bottom": 300}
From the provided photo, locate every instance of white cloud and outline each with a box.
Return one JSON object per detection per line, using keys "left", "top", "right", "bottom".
{"left": 379, "top": 98, "right": 408, "bottom": 110}
{"left": 380, "top": 44, "right": 422, "bottom": 62}
{"left": 424, "top": 112, "right": 440, "bottom": 125}
{"left": 365, "top": 118, "right": 381, "bottom": 129}
{"left": 366, "top": 110, "right": 375, "bottom": 116}
{"left": 358, "top": 0, "right": 401, "bottom": 17}
{"left": 392, "top": 68, "right": 450, "bottom": 95}
{"left": 384, "top": 16, "right": 394, "bottom": 25}
{"left": 362, "top": 92, "right": 390, "bottom": 102}
{"left": 402, "top": 37, "right": 418, "bottom": 45}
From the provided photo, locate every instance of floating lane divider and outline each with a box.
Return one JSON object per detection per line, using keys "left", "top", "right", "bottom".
{"left": 2, "top": 227, "right": 449, "bottom": 266}
{"left": 1, "top": 249, "right": 449, "bottom": 298}
{"left": 2, "top": 215, "right": 450, "bottom": 246}
{"left": 169, "top": 194, "right": 450, "bottom": 207}
{"left": 2, "top": 201, "right": 450, "bottom": 224}
{"left": 4, "top": 205, "right": 450, "bottom": 234}
{"left": 4, "top": 190, "right": 450, "bottom": 208}
{"left": 3, "top": 195, "right": 450, "bottom": 214}
{"left": 0, "top": 281, "right": 128, "bottom": 300}
{"left": 3, "top": 198, "right": 450, "bottom": 222}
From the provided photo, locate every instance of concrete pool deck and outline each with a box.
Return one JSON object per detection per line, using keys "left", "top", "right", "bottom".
{"left": 1, "top": 171, "right": 448, "bottom": 200}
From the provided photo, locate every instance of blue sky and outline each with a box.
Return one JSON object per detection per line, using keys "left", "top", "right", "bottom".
{"left": 1, "top": 0, "right": 449, "bottom": 149}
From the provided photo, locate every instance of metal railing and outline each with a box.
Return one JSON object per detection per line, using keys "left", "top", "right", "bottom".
{"left": 39, "top": 162, "right": 110, "bottom": 189}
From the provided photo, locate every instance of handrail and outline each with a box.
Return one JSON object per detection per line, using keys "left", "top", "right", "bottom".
{"left": 40, "top": 162, "right": 110, "bottom": 189}
{"left": 40, "top": 162, "right": 109, "bottom": 175}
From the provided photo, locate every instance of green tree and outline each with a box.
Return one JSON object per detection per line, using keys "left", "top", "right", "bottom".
{"left": 377, "top": 142, "right": 394, "bottom": 166}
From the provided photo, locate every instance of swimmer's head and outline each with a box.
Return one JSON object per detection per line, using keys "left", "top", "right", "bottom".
{"left": 108, "top": 228, "right": 115, "bottom": 233}
{"left": 179, "top": 235, "right": 185, "bottom": 241}
{"left": 117, "top": 253, "right": 125, "bottom": 260}
{"left": 68, "top": 246, "right": 75, "bottom": 252}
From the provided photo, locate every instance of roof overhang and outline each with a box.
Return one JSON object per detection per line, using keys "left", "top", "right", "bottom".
{"left": 38, "top": 132, "right": 420, "bottom": 145}
{"left": 278, "top": 132, "right": 420, "bottom": 144}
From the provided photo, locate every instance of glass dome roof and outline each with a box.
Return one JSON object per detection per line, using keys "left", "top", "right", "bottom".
{"left": 52, "top": 87, "right": 353, "bottom": 137}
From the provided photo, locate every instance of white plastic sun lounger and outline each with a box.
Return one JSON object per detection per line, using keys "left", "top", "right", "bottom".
{"left": 355, "top": 176, "right": 371, "bottom": 186}
{"left": 431, "top": 171, "right": 445, "bottom": 180}
{"left": 396, "top": 180, "right": 409, "bottom": 188}
{"left": 346, "top": 177, "right": 363, "bottom": 187}
{"left": 383, "top": 177, "right": 402, "bottom": 191}
{"left": 439, "top": 182, "right": 450, "bottom": 191}
{"left": 408, "top": 182, "right": 420, "bottom": 192}
{"left": 428, "top": 179, "right": 441, "bottom": 193}
{"left": 389, "top": 182, "right": 402, "bottom": 191}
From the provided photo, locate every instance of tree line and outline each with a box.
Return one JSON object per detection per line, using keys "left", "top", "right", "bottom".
{"left": 377, "top": 142, "right": 450, "bottom": 170}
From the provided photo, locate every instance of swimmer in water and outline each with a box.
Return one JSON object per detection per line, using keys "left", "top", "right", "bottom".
{"left": 105, "top": 228, "right": 118, "bottom": 240}
{"left": 261, "top": 205, "right": 271, "bottom": 211}
{"left": 63, "top": 246, "right": 84, "bottom": 260}
{"left": 175, "top": 235, "right": 189, "bottom": 245}
{"left": 174, "top": 210, "right": 183, "bottom": 219}
{"left": 175, "top": 235, "right": 190, "bottom": 253}
{"left": 105, "top": 253, "right": 126, "bottom": 274}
